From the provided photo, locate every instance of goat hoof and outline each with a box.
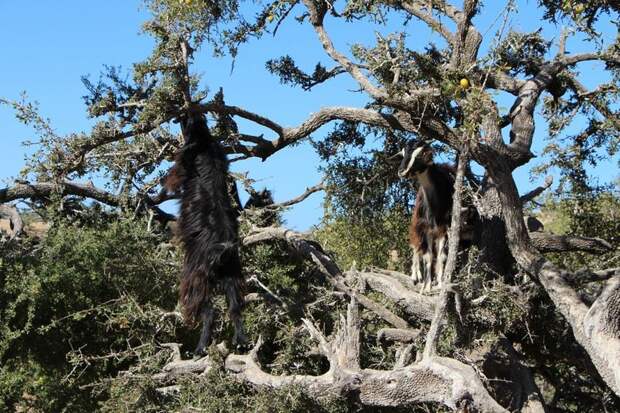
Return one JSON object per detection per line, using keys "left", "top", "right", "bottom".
{"left": 233, "top": 333, "right": 250, "bottom": 352}
{"left": 234, "top": 341, "right": 251, "bottom": 353}
{"left": 193, "top": 345, "right": 208, "bottom": 359}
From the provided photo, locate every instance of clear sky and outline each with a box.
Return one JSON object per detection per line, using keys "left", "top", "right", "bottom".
{"left": 1, "top": 1, "right": 617, "bottom": 230}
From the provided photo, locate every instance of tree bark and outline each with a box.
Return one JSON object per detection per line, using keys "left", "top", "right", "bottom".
{"left": 491, "top": 166, "right": 620, "bottom": 396}
{"left": 476, "top": 176, "right": 514, "bottom": 276}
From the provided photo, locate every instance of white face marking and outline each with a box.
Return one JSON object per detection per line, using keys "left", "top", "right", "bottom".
{"left": 398, "top": 146, "right": 424, "bottom": 177}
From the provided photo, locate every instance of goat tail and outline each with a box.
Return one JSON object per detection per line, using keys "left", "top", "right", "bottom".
{"left": 180, "top": 242, "right": 241, "bottom": 326}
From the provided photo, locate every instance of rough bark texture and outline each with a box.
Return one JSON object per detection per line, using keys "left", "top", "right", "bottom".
{"left": 492, "top": 167, "right": 620, "bottom": 396}
{"left": 224, "top": 298, "right": 507, "bottom": 412}
{"left": 470, "top": 338, "right": 546, "bottom": 413}
{"left": 529, "top": 232, "right": 613, "bottom": 254}
{"left": 354, "top": 270, "right": 436, "bottom": 321}
{"left": 0, "top": 204, "right": 24, "bottom": 239}
{"left": 476, "top": 177, "right": 513, "bottom": 276}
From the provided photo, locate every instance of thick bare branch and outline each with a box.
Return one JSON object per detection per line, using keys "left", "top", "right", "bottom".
{"left": 567, "top": 267, "right": 620, "bottom": 283}
{"left": 561, "top": 52, "right": 620, "bottom": 67}
{"left": 505, "top": 63, "right": 562, "bottom": 159}
{"left": 0, "top": 180, "right": 121, "bottom": 206}
{"left": 223, "top": 298, "right": 506, "bottom": 412}
{"left": 484, "top": 70, "right": 526, "bottom": 95}
{"left": 377, "top": 328, "right": 421, "bottom": 343}
{"left": 243, "top": 227, "right": 410, "bottom": 329}
{"left": 205, "top": 104, "right": 422, "bottom": 159}
{"left": 583, "top": 276, "right": 620, "bottom": 392}
{"left": 520, "top": 175, "right": 553, "bottom": 205}
{"left": 0, "top": 204, "right": 24, "bottom": 239}
{"left": 491, "top": 166, "right": 620, "bottom": 396}
{"left": 529, "top": 232, "right": 613, "bottom": 254}
{"left": 352, "top": 270, "right": 436, "bottom": 321}
{"left": 0, "top": 180, "right": 176, "bottom": 222}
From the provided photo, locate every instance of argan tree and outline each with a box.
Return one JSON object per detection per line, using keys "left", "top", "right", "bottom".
{"left": 1, "top": 0, "right": 619, "bottom": 411}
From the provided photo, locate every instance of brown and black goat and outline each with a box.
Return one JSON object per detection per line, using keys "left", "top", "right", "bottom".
{"left": 398, "top": 142, "right": 455, "bottom": 292}
{"left": 165, "top": 112, "right": 247, "bottom": 355}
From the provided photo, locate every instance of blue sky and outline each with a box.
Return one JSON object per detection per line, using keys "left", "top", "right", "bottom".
{"left": 1, "top": 1, "right": 617, "bottom": 229}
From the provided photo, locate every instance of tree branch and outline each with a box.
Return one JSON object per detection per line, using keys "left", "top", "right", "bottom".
{"left": 301, "top": 0, "right": 439, "bottom": 107}
{"left": 268, "top": 181, "right": 325, "bottom": 209}
{"left": 561, "top": 52, "right": 620, "bottom": 67}
{"left": 529, "top": 232, "right": 613, "bottom": 254}
{"left": 565, "top": 75, "right": 620, "bottom": 130}
{"left": 565, "top": 267, "right": 620, "bottom": 284}
{"left": 397, "top": 0, "right": 455, "bottom": 45}
{"left": 0, "top": 204, "right": 24, "bottom": 239}
{"left": 204, "top": 104, "right": 425, "bottom": 159}
{"left": 351, "top": 270, "right": 436, "bottom": 321}
{"left": 223, "top": 297, "right": 507, "bottom": 412}
{"left": 377, "top": 328, "right": 421, "bottom": 343}
{"left": 520, "top": 176, "right": 553, "bottom": 205}
{"left": 242, "top": 227, "right": 411, "bottom": 329}
{"left": 0, "top": 180, "right": 176, "bottom": 222}
{"left": 491, "top": 166, "right": 620, "bottom": 396}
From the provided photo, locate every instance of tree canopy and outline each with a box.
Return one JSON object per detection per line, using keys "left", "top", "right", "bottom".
{"left": 1, "top": 0, "right": 619, "bottom": 411}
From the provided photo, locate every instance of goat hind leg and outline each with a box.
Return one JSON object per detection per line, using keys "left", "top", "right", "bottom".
{"left": 224, "top": 277, "right": 248, "bottom": 349}
{"left": 411, "top": 248, "right": 422, "bottom": 283}
{"left": 194, "top": 301, "right": 215, "bottom": 357}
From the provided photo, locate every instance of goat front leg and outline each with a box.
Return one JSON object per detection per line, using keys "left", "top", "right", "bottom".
{"left": 194, "top": 301, "right": 215, "bottom": 358}
{"left": 434, "top": 234, "right": 448, "bottom": 288}
{"left": 411, "top": 247, "right": 422, "bottom": 283}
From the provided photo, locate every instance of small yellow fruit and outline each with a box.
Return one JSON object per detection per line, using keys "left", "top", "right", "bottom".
{"left": 267, "top": 14, "right": 274, "bottom": 22}
{"left": 574, "top": 3, "right": 585, "bottom": 14}
{"left": 459, "top": 78, "right": 470, "bottom": 88}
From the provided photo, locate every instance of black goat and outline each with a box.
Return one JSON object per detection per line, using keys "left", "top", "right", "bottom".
{"left": 165, "top": 112, "right": 247, "bottom": 355}
{"left": 243, "top": 188, "right": 277, "bottom": 227}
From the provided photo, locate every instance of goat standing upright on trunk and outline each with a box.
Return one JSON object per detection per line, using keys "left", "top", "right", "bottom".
{"left": 398, "top": 142, "right": 455, "bottom": 292}
{"left": 165, "top": 111, "right": 247, "bottom": 356}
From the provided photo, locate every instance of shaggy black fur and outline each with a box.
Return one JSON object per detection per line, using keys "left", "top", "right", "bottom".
{"left": 166, "top": 113, "right": 247, "bottom": 355}
{"left": 243, "top": 188, "right": 277, "bottom": 227}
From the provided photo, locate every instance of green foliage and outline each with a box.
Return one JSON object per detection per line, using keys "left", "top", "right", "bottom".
{"left": 316, "top": 208, "right": 411, "bottom": 271}
{"left": 266, "top": 55, "right": 341, "bottom": 91}
{"left": 2, "top": 0, "right": 619, "bottom": 411}
{"left": 0, "top": 213, "right": 180, "bottom": 411}
{"left": 494, "top": 30, "right": 551, "bottom": 77}
{"left": 538, "top": 0, "right": 620, "bottom": 33}
{"left": 102, "top": 369, "right": 350, "bottom": 413}
{"left": 538, "top": 187, "right": 620, "bottom": 269}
